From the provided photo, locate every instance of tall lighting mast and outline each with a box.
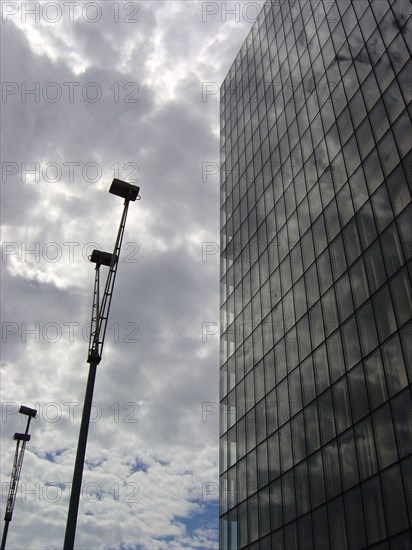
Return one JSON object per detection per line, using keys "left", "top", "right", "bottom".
{"left": 63, "top": 179, "right": 140, "bottom": 549}
{"left": 1, "top": 405, "right": 38, "bottom": 550}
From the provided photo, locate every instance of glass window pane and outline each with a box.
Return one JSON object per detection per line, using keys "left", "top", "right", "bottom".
{"left": 313, "top": 215, "right": 328, "bottom": 257}
{"left": 330, "top": 235, "right": 347, "bottom": 280}
{"left": 283, "top": 288, "right": 295, "bottom": 330}
{"left": 369, "top": 99, "right": 390, "bottom": 143}
{"left": 305, "top": 401, "right": 320, "bottom": 455}
{"left": 381, "top": 464, "right": 409, "bottom": 536}
{"left": 357, "top": 201, "right": 377, "bottom": 250}
{"left": 355, "top": 418, "right": 378, "bottom": 481}
{"left": 308, "top": 450, "right": 326, "bottom": 508}
{"left": 257, "top": 441, "right": 268, "bottom": 489}
{"left": 328, "top": 496, "right": 348, "bottom": 550}
{"left": 391, "top": 389, "right": 412, "bottom": 458}
{"left": 391, "top": 269, "right": 412, "bottom": 325}
{"left": 282, "top": 469, "right": 296, "bottom": 523}
{"left": 356, "top": 117, "right": 374, "bottom": 161}
{"left": 308, "top": 183, "right": 323, "bottom": 222}
{"left": 310, "top": 301, "right": 325, "bottom": 349}
{"left": 378, "top": 130, "right": 400, "bottom": 178}
{"left": 373, "top": 285, "right": 397, "bottom": 342}
{"left": 362, "top": 475, "right": 387, "bottom": 544}
{"left": 322, "top": 287, "right": 339, "bottom": 337}
{"left": 344, "top": 486, "right": 367, "bottom": 550}
{"left": 275, "top": 337, "right": 286, "bottom": 382}
{"left": 258, "top": 486, "right": 271, "bottom": 538}
{"left": 305, "top": 263, "right": 320, "bottom": 308}
{"left": 365, "top": 240, "right": 387, "bottom": 293}
{"left": 333, "top": 377, "right": 352, "bottom": 434}
{"left": 295, "top": 462, "right": 310, "bottom": 517}
{"left": 238, "top": 501, "right": 248, "bottom": 548}
{"left": 246, "top": 408, "right": 256, "bottom": 453}
{"left": 383, "top": 80, "right": 404, "bottom": 125}
{"left": 364, "top": 349, "right": 388, "bottom": 410}
{"left": 323, "top": 440, "right": 342, "bottom": 499}
{"left": 326, "top": 331, "right": 345, "bottom": 381}
{"left": 248, "top": 493, "right": 259, "bottom": 542}
{"left": 400, "top": 322, "right": 412, "bottom": 381}
{"left": 247, "top": 450, "right": 257, "bottom": 498}
{"left": 342, "top": 316, "right": 361, "bottom": 370}
{"left": 363, "top": 150, "right": 384, "bottom": 195}
{"left": 336, "top": 273, "right": 354, "bottom": 322}
{"left": 264, "top": 349, "right": 275, "bottom": 393}
{"left": 387, "top": 164, "right": 411, "bottom": 216}
{"left": 312, "top": 505, "right": 330, "bottom": 550}
{"left": 343, "top": 218, "right": 362, "bottom": 265}
{"left": 348, "top": 363, "right": 370, "bottom": 422}
{"left": 350, "top": 165, "right": 369, "bottom": 211}
{"left": 393, "top": 109, "right": 412, "bottom": 158}
{"left": 286, "top": 327, "right": 299, "bottom": 372}
{"left": 237, "top": 416, "right": 246, "bottom": 461}
{"left": 362, "top": 70, "right": 380, "bottom": 110}
{"left": 256, "top": 400, "right": 267, "bottom": 445}
{"left": 291, "top": 411, "right": 305, "bottom": 465}
{"left": 357, "top": 302, "right": 379, "bottom": 356}
{"left": 372, "top": 185, "right": 394, "bottom": 233}
{"left": 373, "top": 404, "right": 398, "bottom": 469}
{"left": 301, "top": 356, "right": 316, "bottom": 405}
{"left": 344, "top": 134, "right": 361, "bottom": 177}
{"left": 317, "top": 249, "right": 333, "bottom": 294}
{"left": 339, "top": 429, "right": 360, "bottom": 490}
{"left": 381, "top": 333, "right": 408, "bottom": 396}
{"left": 301, "top": 229, "right": 316, "bottom": 270}
{"left": 279, "top": 423, "right": 293, "bottom": 473}
{"left": 268, "top": 431, "right": 280, "bottom": 481}
{"left": 294, "top": 276, "right": 307, "bottom": 321}
{"left": 324, "top": 199, "right": 341, "bottom": 242}
{"left": 337, "top": 182, "right": 355, "bottom": 227}
{"left": 319, "top": 390, "right": 336, "bottom": 444}
{"left": 270, "top": 478, "right": 284, "bottom": 531}
{"left": 313, "top": 344, "right": 330, "bottom": 394}
{"left": 397, "top": 204, "right": 412, "bottom": 261}
{"left": 254, "top": 360, "right": 265, "bottom": 403}
{"left": 380, "top": 222, "right": 405, "bottom": 277}
{"left": 350, "top": 257, "right": 370, "bottom": 308}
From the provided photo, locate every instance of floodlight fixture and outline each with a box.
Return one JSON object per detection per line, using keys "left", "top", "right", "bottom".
{"left": 13, "top": 433, "right": 31, "bottom": 442}
{"left": 109, "top": 178, "right": 140, "bottom": 201}
{"left": 19, "top": 406, "right": 37, "bottom": 418}
{"left": 89, "top": 250, "right": 117, "bottom": 267}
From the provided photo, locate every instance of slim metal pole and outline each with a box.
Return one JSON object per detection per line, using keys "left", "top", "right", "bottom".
{"left": 64, "top": 202, "right": 129, "bottom": 548}
{"left": 63, "top": 360, "right": 98, "bottom": 550}
{"left": 0, "top": 518, "right": 10, "bottom": 550}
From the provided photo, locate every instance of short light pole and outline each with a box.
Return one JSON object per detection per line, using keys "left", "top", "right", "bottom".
{"left": 63, "top": 179, "right": 140, "bottom": 549}
{"left": 1, "top": 405, "right": 37, "bottom": 550}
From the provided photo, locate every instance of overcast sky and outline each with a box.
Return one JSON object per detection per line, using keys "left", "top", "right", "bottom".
{"left": 0, "top": 1, "right": 265, "bottom": 548}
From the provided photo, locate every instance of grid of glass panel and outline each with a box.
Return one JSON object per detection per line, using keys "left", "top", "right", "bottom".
{"left": 219, "top": 1, "right": 412, "bottom": 548}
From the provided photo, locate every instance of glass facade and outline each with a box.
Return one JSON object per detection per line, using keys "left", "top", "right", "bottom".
{"left": 219, "top": 1, "right": 412, "bottom": 548}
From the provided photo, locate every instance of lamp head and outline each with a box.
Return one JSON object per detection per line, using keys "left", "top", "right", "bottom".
{"left": 13, "top": 433, "right": 31, "bottom": 441}
{"left": 19, "top": 405, "right": 37, "bottom": 418}
{"left": 109, "top": 179, "right": 140, "bottom": 201}
{"left": 89, "top": 250, "right": 117, "bottom": 267}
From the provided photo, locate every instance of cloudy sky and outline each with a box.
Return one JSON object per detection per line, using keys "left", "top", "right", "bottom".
{"left": 0, "top": 1, "right": 264, "bottom": 548}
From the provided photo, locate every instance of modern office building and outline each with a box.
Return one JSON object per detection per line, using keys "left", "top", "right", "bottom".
{"left": 219, "top": 1, "right": 412, "bottom": 548}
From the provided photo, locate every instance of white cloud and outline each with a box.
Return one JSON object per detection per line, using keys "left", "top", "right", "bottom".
{"left": 1, "top": 1, "right": 264, "bottom": 548}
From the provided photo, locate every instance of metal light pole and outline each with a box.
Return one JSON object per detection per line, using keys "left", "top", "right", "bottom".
{"left": 1, "top": 405, "right": 37, "bottom": 550}
{"left": 63, "top": 179, "right": 140, "bottom": 549}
